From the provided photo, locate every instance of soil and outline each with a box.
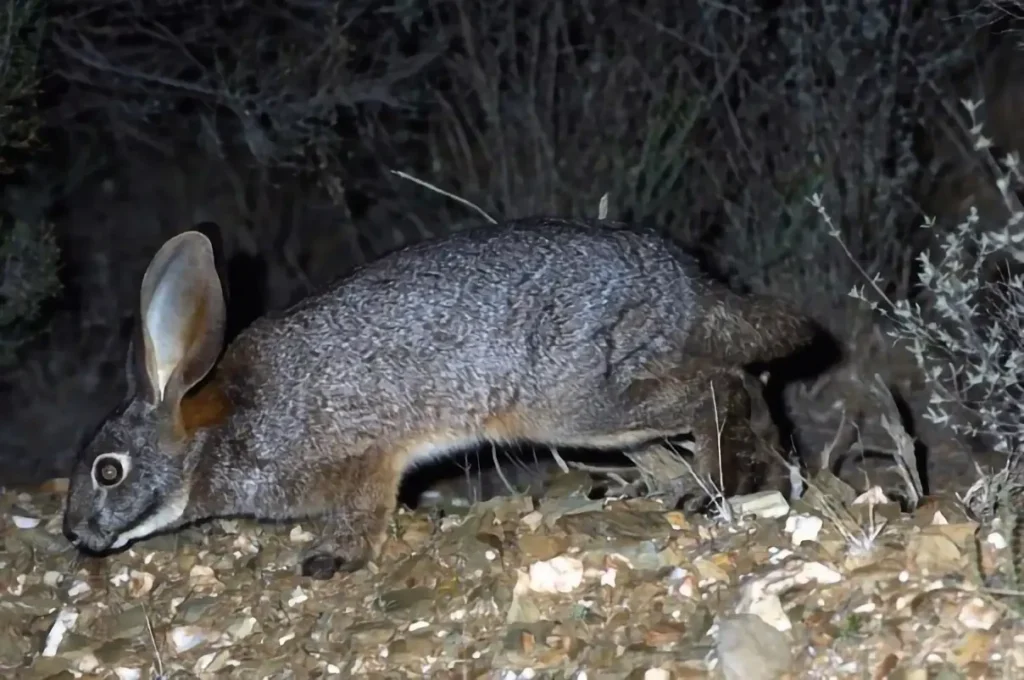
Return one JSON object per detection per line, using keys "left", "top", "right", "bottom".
{"left": 2, "top": 459, "right": 1021, "bottom": 680}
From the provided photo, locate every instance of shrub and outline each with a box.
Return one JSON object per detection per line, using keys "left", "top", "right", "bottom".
{"left": 0, "top": 0, "right": 60, "bottom": 368}
{"left": 814, "top": 97, "right": 1024, "bottom": 517}
{"left": 45, "top": 0, "right": 436, "bottom": 171}
{"left": 0, "top": 215, "right": 60, "bottom": 366}
{"left": 0, "top": 0, "right": 43, "bottom": 172}
{"left": 365, "top": 0, "right": 983, "bottom": 330}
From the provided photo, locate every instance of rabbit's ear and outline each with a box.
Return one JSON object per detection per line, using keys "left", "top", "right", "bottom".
{"left": 138, "top": 231, "right": 226, "bottom": 408}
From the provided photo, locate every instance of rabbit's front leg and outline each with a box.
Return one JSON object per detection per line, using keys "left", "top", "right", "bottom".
{"left": 298, "top": 448, "right": 401, "bottom": 579}
{"left": 300, "top": 504, "right": 393, "bottom": 578}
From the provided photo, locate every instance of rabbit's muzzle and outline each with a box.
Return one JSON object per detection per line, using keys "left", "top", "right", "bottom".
{"left": 61, "top": 513, "right": 117, "bottom": 554}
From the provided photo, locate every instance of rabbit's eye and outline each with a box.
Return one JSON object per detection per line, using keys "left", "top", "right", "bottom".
{"left": 94, "top": 457, "right": 125, "bottom": 487}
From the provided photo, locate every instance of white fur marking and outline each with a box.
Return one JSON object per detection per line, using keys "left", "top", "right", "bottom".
{"left": 401, "top": 429, "right": 669, "bottom": 471}
{"left": 111, "top": 487, "right": 190, "bottom": 549}
{"left": 404, "top": 435, "right": 483, "bottom": 469}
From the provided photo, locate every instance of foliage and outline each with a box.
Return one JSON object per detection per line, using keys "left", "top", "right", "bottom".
{"left": 0, "top": 0, "right": 43, "bottom": 173}
{"left": 37, "top": 0, "right": 991, "bottom": 315}
{"left": 0, "top": 215, "right": 60, "bottom": 366}
{"left": 815, "top": 97, "right": 1024, "bottom": 518}
{"left": 45, "top": 0, "right": 438, "bottom": 170}
{"left": 364, "top": 0, "right": 984, "bottom": 324}
{"left": 0, "top": 0, "right": 60, "bottom": 368}
{"left": 1, "top": 0, "right": 1020, "bottom": 482}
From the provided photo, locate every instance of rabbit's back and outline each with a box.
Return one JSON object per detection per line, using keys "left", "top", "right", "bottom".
{"left": 218, "top": 218, "right": 706, "bottom": 452}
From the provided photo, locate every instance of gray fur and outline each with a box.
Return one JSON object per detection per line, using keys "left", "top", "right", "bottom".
{"left": 62, "top": 216, "right": 822, "bottom": 578}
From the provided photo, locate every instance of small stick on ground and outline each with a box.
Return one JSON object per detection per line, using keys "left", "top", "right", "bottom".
{"left": 142, "top": 603, "right": 165, "bottom": 679}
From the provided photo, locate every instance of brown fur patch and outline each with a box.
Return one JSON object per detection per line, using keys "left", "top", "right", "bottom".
{"left": 185, "top": 293, "right": 208, "bottom": 347}
{"left": 481, "top": 410, "right": 530, "bottom": 442}
{"left": 180, "top": 292, "right": 212, "bottom": 388}
{"left": 177, "top": 378, "right": 233, "bottom": 436}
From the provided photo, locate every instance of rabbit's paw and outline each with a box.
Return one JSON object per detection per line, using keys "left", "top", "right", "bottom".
{"left": 300, "top": 551, "right": 364, "bottom": 579}
{"left": 299, "top": 536, "right": 372, "bottom": 579}
{"left": 297, "top": 509, "right": 389, "bottom": 579}
{"left": 300, "top": 553, "right": 342, "bottom": 579}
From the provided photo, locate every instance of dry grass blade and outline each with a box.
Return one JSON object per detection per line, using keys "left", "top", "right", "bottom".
{"left": 549, "top": 447, "right": 570, "bottom": 474}
{"left": 778, "top": 414, "right": 889, "bottom": 553}
{"left": 389, "top": 169, "right": 498, "bottom": 225}
{"left": 708, "top": 381, "right": 735, "bottom": 522}
{"left": 814, "top": 478, "right": 887, "bottom": 554}
{"left": 142, "top": 603, "right": 166, "bottom": 679}
{"left": 819, "top": 405, "right": 853, "bottom": 475}
{"left": 870, "top": 374, "right": 924, "bottom": 508}
{"left": 961, "top": 454, "right": 1024, "bottom": 521}
{"left": 488, "top": 443, "right": 520, "bottom": 497}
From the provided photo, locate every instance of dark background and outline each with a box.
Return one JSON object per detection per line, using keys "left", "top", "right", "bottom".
{"left": 0, "top": 0, "right": 1020, "bottom": 494}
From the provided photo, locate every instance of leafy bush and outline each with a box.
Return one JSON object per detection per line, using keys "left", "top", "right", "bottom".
{"left": 814, "top": 97, "right": 1024, "bottom": 516}
{"left": 0, "top": 0, "right": 1014, "bottom": 487}
{"left": 367, "top": 0, "right": 982, "bottom": 327}
{"left": 39, "top": 0, "right": 990, "bottom": 318}
{"left": 0, "top": 0, "right": 60, "bottom": 368}
{"left": 0, "top": 0, "right": 43, "bottom": 173}
{"left": 46, "top": 0, "right": 436, "bottom": 171}
{"left": 0, "top": 215, "right": 60, "bottom": 365}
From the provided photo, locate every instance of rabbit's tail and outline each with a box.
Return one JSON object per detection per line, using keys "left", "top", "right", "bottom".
{"left": 692, "top": 291, "right": 839, "bottom": 370}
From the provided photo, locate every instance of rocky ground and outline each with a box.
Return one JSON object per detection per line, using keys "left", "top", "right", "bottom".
{"left": 1, "top": 460, "right": 1022, "bottom": 680}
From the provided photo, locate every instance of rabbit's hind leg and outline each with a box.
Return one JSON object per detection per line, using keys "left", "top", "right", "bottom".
{"left": 615, "top": 364, "right": 790, "bottom": 510}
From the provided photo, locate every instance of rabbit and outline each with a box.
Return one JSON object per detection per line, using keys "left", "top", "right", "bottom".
{"left": 62, "top": 216, "right": 832, "bottom": 579}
